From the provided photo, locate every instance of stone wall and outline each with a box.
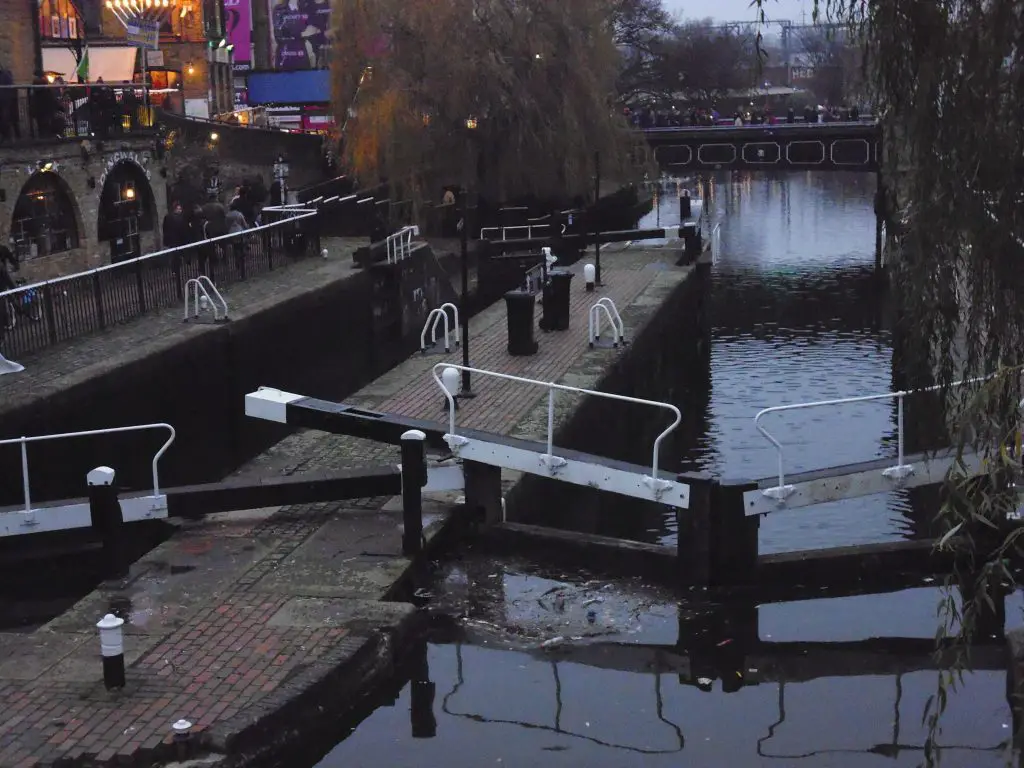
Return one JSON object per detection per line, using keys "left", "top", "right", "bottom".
{"left": 0, "top": 136, "right": 167, "bottom": 280}
{"left": 0, "top": 0, "right": 38, "bottom": 85}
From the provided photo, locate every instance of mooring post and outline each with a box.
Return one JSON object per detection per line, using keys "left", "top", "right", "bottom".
{"left": 87, "top": 466, "right": 128, "bottom": 581}
{"left": 677, "top": 472, "right": 713, "bottom": 587}
{"left": 463, "top": 461, "right": 503, "bottom": 525}
{"left": 96, "top": 613, "right": 126, "bottom": 690}
{"left": 710, "top": 479, "right": 760, "bottom": 587}
{"left": 410, "top": 638, "right": 437, "bottom": 738}
{"left": 400, "top": 430, "right": 428, "bottom": 557}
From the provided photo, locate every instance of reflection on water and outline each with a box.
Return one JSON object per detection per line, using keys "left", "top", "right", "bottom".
{"left": 314, "top": 558, "right": 1015, "bottom": 768}
{"left": 635, "top": 171, "right": 914, "bottom": 554}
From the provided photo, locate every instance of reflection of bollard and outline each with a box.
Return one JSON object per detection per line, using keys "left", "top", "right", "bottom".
{"left": 88, "top": 466, "right": 128, "bottom": 581}
{"left": 400, "top": 430, "right": 427, "bottom": 557}
{"left": 441, "top": 366, "right": 460, "bottom": 412}
{"left": 583, "top": 263, "right": 596, "bottom": 292}
{"left": 680, "top": 190, "right": 692, "bottom": 220}
{"left": 410, "top": 641, "right": 437, "bottom": 738}
{"left": 97, "top": 613, "right": 126, "bottom": 690}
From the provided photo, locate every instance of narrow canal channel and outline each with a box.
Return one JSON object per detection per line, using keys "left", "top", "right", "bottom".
{"left": 306, "top": 172, "right": 1017, "bottom": 768}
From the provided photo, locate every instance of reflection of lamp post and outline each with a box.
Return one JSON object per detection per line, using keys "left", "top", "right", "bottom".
{"left": 273, "top": 154, "right": 289, "bottom": 205}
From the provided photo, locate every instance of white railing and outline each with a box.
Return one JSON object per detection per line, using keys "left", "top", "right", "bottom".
{"left": 386, "top": 225, "right": 419, "bottom": 264}
{"left": 431, "top": 363, "right": 682, "bottom": 495}
{"left": 710, "top": 223, "right": 721, "bottom": 263}
{"left": 420, "top": 303, "right": 461, "bottom": 353}
{"left": 753, "top": 376, "right": 998, "bottom": 501}
{"left": 479, "top": 224, "right": 552, "bottom": 241}
{"left": 0, "top": 209, "right": 318, "bottom": 304}
{"left": 588, "top": 298, "right": 625, "bottom": 348}
{"left": 2, "top": 423, "right": 176, "bottom": 514}
{"left": 183, "top": 276, "right": 229, "bottom": 322}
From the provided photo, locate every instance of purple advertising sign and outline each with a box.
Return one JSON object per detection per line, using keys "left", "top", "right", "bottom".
{"left": 269, "top": 0, "right": 330, "bottom": 70}
{"left": 224, "top": 0, "right": 252, "bottom": 65}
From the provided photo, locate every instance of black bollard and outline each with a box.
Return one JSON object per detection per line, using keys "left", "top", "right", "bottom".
{"left": 401, "top": 430, "right": 428, "bottom": 556}
{"left": 680, "top": 190, "right": 692, "bottom": 221}
{"left": 96, "top": 613, "right": 126, "bottom": 689}
{"left": 88, "top": 466, "right": 128, "bottom": 581}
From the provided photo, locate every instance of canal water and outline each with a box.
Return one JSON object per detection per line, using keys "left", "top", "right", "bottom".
{"left": 309, "top": 173, "right": 1017, "bottom": 767}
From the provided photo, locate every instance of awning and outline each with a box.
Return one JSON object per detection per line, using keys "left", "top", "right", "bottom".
{"left": 42, "top": 46, "right": 139, "bottom": 84}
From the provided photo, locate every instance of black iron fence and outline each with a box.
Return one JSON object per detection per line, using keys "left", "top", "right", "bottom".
{"left": 0, "top": 84, "right": 158, "bottom": 143}
{"left": 0, "top": 211, "right": 320, "bottom": 359}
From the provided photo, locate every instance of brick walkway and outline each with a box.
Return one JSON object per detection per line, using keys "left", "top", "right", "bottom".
{"left": 0, "top": 243, "right": 690, "bottom": 767}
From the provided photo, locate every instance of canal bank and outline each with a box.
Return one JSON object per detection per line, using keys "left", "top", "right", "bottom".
{"left": 0, "top": 242, "right": 704, "bottom": 767}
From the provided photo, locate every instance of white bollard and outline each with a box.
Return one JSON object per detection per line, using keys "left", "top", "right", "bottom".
{"left": 97, "top": 613, "right": 126, "bottom": 689}
{"left": 583, "top": 263, "right": 596, "bottom": 292}
{"left": 441, "top": 366, "right": 460, "bottom": 412}
{"left": 321, "top": 248, "right": 329, "bottom": 259}
{"left": 172, "top": 719, "right": 193, "bottom": 759}
{"left": 199, "top": 294, "right": 209, "bottom": 312}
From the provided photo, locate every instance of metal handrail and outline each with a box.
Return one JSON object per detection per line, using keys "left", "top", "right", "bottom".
{"left": 431, "top": 363, "right": 681, "bottom": 486}
{"left": 420, "top": 303, "right": 460, "bottom": 353}
{"left": 0, "top": 210, "right": 317, "bottom": 301}
{"left": 184, "top": 276, "right": 228, "bottom": 322}
{"left": 479, "top": 224, "right": 552, "bottom": 241}
{"left": 1, "top": 423, "right": 176, "bottom": 513}
{"left": 386, "top": 225, "right": 417, "bottom": 263}
{"left": 588, "top": 298, "right": 625, "bottom": 346}
{"left": 753, "top": 375, "right": 996, "bottom": 499}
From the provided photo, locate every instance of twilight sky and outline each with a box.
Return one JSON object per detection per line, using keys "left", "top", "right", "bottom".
{"left": 663, "top": 0, "right": 813, "bottom": 24}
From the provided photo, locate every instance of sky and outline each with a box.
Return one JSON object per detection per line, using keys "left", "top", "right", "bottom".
{"left": 663, "top": 0, "right": 814, "bottom": 24}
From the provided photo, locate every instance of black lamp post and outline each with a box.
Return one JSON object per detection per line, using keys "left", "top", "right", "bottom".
{"left": 458, "top": 189, "right": 475, "bottom": 397}
{"left": 594, "top": 151, "right": 603, "bottom": 286}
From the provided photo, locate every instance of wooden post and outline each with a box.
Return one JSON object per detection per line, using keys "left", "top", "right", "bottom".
{"left": 400, "top": 430, "right": 427, "bottom": 556}
{"left": 463, "top": 460, "right": 503, "bottom": 525}
{"left": 677, "top": 472, "right": 713, "bottom": 587}
{"left": 710, "top": 479, "right": 760, "bottom": 587}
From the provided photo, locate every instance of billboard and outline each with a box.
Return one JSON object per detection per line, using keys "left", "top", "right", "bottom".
{"left": 269, "top": 0, "right": 330, "bottom": 70}
{"left": 224, "top": 0, "right": 252, "bottom": 65}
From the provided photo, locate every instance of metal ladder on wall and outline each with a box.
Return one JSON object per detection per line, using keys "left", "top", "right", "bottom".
{"left": 420, "top": 303, "right": 461, "bottom": 354}
{"left": 587, "top": 298, "right": 626, "bottom": 348}
{"left": 184, "top": 276, "right": 229, "bottom": 322}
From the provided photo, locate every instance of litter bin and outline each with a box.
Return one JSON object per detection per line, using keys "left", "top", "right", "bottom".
{"left": 504, "top": 290, "right": 539, "bottom": 356}
{"left": 539, "top": 269, "right": 574, "bottom": 331}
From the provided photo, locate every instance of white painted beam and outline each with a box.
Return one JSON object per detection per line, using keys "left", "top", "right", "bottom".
{"left": 451, "top": 437, "right": 689, "bottom": 508}
{"left": 0, "top": 495, "right": 168, "bottom": 537}
{"left": 743, "top": 452, "right": 984, "bottom": 516}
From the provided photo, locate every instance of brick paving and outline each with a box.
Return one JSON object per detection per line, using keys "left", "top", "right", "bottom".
{"left": 0, "top": 242, "right": 693, "bottom": 767}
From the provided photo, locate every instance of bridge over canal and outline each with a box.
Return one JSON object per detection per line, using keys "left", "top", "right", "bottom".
{"left": 643, "top": 122, "right": 881, "bottom": 173}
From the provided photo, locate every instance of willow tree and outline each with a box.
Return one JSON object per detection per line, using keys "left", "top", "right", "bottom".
{"left": 758, "top": 0, "right": 1024, "bottom": 755}
{"left": 331, "top": 0, "right": 646, "bottom": 205}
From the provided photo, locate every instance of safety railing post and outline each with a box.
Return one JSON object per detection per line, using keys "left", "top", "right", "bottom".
{"left": 20, "top": 440, "right": 30, "bottom": 514}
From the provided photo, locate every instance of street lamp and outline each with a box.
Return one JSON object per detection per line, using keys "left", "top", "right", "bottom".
{"left": 273, "top": 155, "right": 289, "bottom": 205}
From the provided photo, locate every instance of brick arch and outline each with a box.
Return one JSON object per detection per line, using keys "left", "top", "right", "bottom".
{"left": 9, "top": 169, "right": 86, "bottom": 264}
{"left": 97, "top": 160, "right": 158, "bottom": 238}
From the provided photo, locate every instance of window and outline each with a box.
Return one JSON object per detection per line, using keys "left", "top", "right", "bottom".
{"left": 38, "top": 0, "right": 85, "bottom": 40}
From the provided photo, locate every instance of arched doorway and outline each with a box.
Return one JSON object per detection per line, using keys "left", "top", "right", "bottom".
{"left": 97, "top": 161, "right": 156, "bottom": 262}
{"left": 10, "top": 171, "right": 81, "bottom": 263}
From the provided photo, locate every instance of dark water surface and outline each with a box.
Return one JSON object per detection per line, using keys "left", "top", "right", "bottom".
{"left": 310, "top": 174, "right": 1017, "bottom": 767}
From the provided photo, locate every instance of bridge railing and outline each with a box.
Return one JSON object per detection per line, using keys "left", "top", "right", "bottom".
{"left": 431, "top": 363, "right": 682, "bottom": 494}
{"left": 2, "top": 423, "right": 175, "bottom": 516}
{"left": 0, "top": 83, "right": 160, "bottom": 142}
{"left": 0, "top": 210, "right": 320, "bottom": 359}
{"left": 479, "top": 224, "right": 552, "bottom": 241}
{"left": 753, "top": 375, "right": 1003, "bottom": 501}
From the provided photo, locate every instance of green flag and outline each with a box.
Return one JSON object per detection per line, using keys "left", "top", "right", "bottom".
{"left": 75, "top": 47, "right": 89, "bottom": 82}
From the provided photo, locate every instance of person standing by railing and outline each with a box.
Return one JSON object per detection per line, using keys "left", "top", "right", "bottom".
{"left": 0, "top": 246, "right": 18, "bottom": 335}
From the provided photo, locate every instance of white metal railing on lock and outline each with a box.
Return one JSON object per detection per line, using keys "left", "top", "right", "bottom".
{"left": 753, "top": 375, "right": 1001, "bottom": 502}
{"left": 479, "top": 224, "right": 552, "bottom": 241}
{"left": 431, "top": 363, "right": 685, "bottom": 502}
{"left": 710, "top": 223, "right": 721, "bottom": 263}
{"left": 184, "top": 276, "right": 229, "bottom": 322}
{"left": 420, "top": 303, "right": 461, "bottom": 353}
{"left": 386, "top": 225, "right": 419, "bottom": 263}
{"left": 588, "top": 298, "right": 626, "bottom": 348}
{"left": 0, "top": 424, "right": 175, "bottom": 534}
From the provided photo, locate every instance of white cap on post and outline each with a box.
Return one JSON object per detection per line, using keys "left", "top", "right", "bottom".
{"left": 401, "top": 429, "right": 427, "bottom": 441}
{"left": 87, "top": 466, "right": 116, "bottom": 486}
{"left": 96, "top": 613, "right": 125, "bottom": 656}
{"left": 441, "top": 367, "right": 460, "bottom": 397}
